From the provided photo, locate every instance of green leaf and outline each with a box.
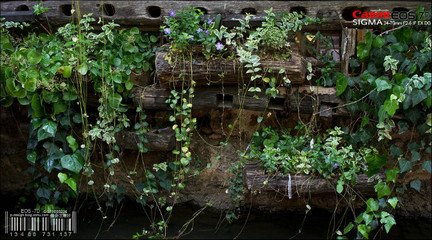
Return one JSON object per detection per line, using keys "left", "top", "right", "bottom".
{"left": 390, "top": 145, "right": 402, "bottom": 158}
{"left": 37, "top": 121, "right": 57, "bottom": 141}
{"left": 361, "top": 116, "right": 370, "bottom": 127}
{"left": 62, "top": 91, "right": 78, "bottom": 101}
{"left": 383, "top": 216, "right": 396, "bottom": 233}
{"left": 343, "top": 222, "right": 354, "bottom": 234}
{"left": 409, "top": 179, "right": 421, "bottom": 192}
{"left": 394, "top": 73, "right": 409, "bottom": 85}
{"left": 363, "top": 213, "right": 373, "bottom": 225}
{"left": 65, "top": 178, "right": 77, "bottom": 191}
{"left": 113, "top": 58, "right": 121, "bottom": 67}
{"left": 180, "top": 158, "right": 189, "bottom": 166}
{"left": 383, "top": 98, "right": 399, "bottom": 117}
{"left": 36, "top": 187, "right": 51, "bottom": 200}
{"left": 43, "top": 142, "right": 59, "bottom": 155}
{"left": 66, "top": 135, "right": 78, "bottom": 152}
{"left": 63, "top": 66, "right": 72, "bottom": 78}
{"left": 31, "top": 94, "right": 45, "bottom": 118}
{"left": 336, "top": 73, "right": 347, "bottom": 96}
{"left": 387, "top": 197, "right": 398, "bottom": 209}
{"left": 397, "top": 121, "right": 409, "bottom": 134}
{"left": 375, "top": 77, "right": 392, "bottom": 92}
{"left": 398, "top": 158, "right": 413, "bottom": 173}
{"left": 257, "top": 116, "right": 263, "bottom": 123}
{"left": 358, "top": 224, "right": 371, "bottom": 239}
{"left": 27, "top": 151, "right": 37, "bottom": 163}
{"left": 422, "top": 161, "right": 431, "bottom": 173}
{"left": 77, "top": 63, "right": 88, "bottom": 75}
{"left": 60, "top": 153, "right": 83, "bottom": 173}
{"left": 410, "top": 150, "right": 421, "bottom": 162}
{"left": 374, "top": 182, "right": 391, "bottom": 198}
{"left": 366, "top": 154, "right": 387, "bottom": 177}
{"left": 125, "top": 80, "right": 133, "bottom": 91}
{"left": 24, "top": 77, "right": 37, "bottom": 92}
{"left": 336, "top": 179, "right": 344, "bottom": 193}
{"left": 411, "top": 89, "right": 427, "bottom": 107}
{"left": 58, "top": 173, "right": 68, "bottom": 184}
{"left": 27, "top": 49, "right": 42, "bottom": 64}
{"left": 386, "top": 167, "right": 399, "bottom": 183}
{"left": 366, "top": 198, "right": 379, "bottom": 212}
{"left": 362, "top": 70, "right": 376, "bottom": 84}
{"left": 150, "top": 35, "right": 158, "bottom": 43}
{"left": 357, "top": 43, "right": 370, "bottom": 60}
{"left": 53, "top": 101, "right": 67, "bottom": 115}
{"left": 108, "top": 93, "right": 122, "bottom": 109}
{"left": 372, "top": 36, "right": 386, "bottom": 48}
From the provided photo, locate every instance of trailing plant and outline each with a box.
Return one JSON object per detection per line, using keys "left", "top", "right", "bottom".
{"left": 0, "top": 9, "right": 157, "bottom": 214}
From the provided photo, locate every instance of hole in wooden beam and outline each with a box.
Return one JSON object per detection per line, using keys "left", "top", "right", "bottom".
{"left": 195, "top": 7, "right": 208, "bottom": 15}
{"left": 269, "top": 97, "right": 286, "bottom": 110}
{"left": 290, "top": 6, "right": 307, "bottom": 16}
{"left": 60, "top": 4, "right": 73, "bottom": 16}
{"left": 16, "top": 5, "right": 29, "bottom": 11}
{"left": 241, "top": 8, "right": 257, "bottom": 15}
{"left": 102, "top": 4, "right": 115, "bottom": 16}
{"left": 217, "top": 94, "right": 233, "bottom": 108}
{"left": 392, "top": 7, "right": 409, "bottom": 13}
{"left": 147, "top": 6, "right": 161, "bottom": 18}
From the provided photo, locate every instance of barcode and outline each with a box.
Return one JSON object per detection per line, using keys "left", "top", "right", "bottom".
{"left": 4, "top": 211, "right": 77, "bottom": 233}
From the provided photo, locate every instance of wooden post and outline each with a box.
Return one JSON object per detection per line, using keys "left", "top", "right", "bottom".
{"left": 341, "top": 28, "right": 357, "bottom": 76}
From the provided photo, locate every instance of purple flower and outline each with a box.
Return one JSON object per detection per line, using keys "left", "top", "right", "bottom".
{"left": 215, "top": 42, "right": 224, "bottom": 50}
{"left": 203, "top": 30, "right": 210, "bottom": 35}
{"left": 189, "top": 36, "right": 194, "bottom": 41}
{"left": 197, "top": 28, "right": 203, "bottom": 33}
{"left": 164, "top": 28, "right": 171, "bottom": 35}
{"left": 207, "top": 19, "right": 213, "bottom": 24}
{"left": 333, "top": 163, "right": 339, "bottom": 168}
{"left": 169, "top": 11, "right": 176, "bottom": 17}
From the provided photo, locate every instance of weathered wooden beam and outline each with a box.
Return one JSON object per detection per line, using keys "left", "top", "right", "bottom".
{"left": 133, "top": 85, "right": 348, "bottom": 115}
{"left": 156, "top": 50, "right": 306, "bottom": 87}
{"left": 1, "top": 1, "right": 429, "bottom": 31}
{"left": 133, "top": 85, "right": 288, "bottom": 111}
{"left": 244, "top": 162, "right": 383, "bottom": 195}
{"left": 115, "top": 127, "right": 175, "bottom": 151}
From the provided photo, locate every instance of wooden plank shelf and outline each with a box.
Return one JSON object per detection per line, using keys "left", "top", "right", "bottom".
{"left": 133, "top": 85, "right": 288, "bottom": 111}
{"left": 115, "top": 127, "right": 175, "bottom": 152}
{"left": 155, "top": 50, "right": 306, "bottom": 87}
{"left": 1, "top": 1, "right": 429, "bottom": 31}
{"left": 244, "top": 161, "right": 383, "bottom": 195}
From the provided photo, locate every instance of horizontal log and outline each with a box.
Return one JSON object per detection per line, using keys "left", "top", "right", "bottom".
{"left": 133, "top": 85, "right": 406, "bottom": 119}
{"left": 244, "top": 162, "right": 384, "bottom": 195}
{"left": 156, "top": 50, "right": 306, "bottom": 87}
{"left": 133, "top": 85, "right": 288, "bottom": 111}
{"left": 115, "top": 127, "right": 175, "bottom": 151}
{"left": 1, "top": 1, "right": 429, "bottom": 31}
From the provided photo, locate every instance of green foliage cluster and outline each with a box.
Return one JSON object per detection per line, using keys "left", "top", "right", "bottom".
{"left": 337, "top": 27, "right": 431, "bottom": 146}
{"left": 1, "top": 14, "right": 156, "bottom": 209}
{"left": 247, "top": 126, "right": 373, "bottom": 182}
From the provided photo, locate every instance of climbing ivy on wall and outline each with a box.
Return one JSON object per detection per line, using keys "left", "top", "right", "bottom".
{"left": 1, "top": 3, "right": 431, "bottom": 239}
